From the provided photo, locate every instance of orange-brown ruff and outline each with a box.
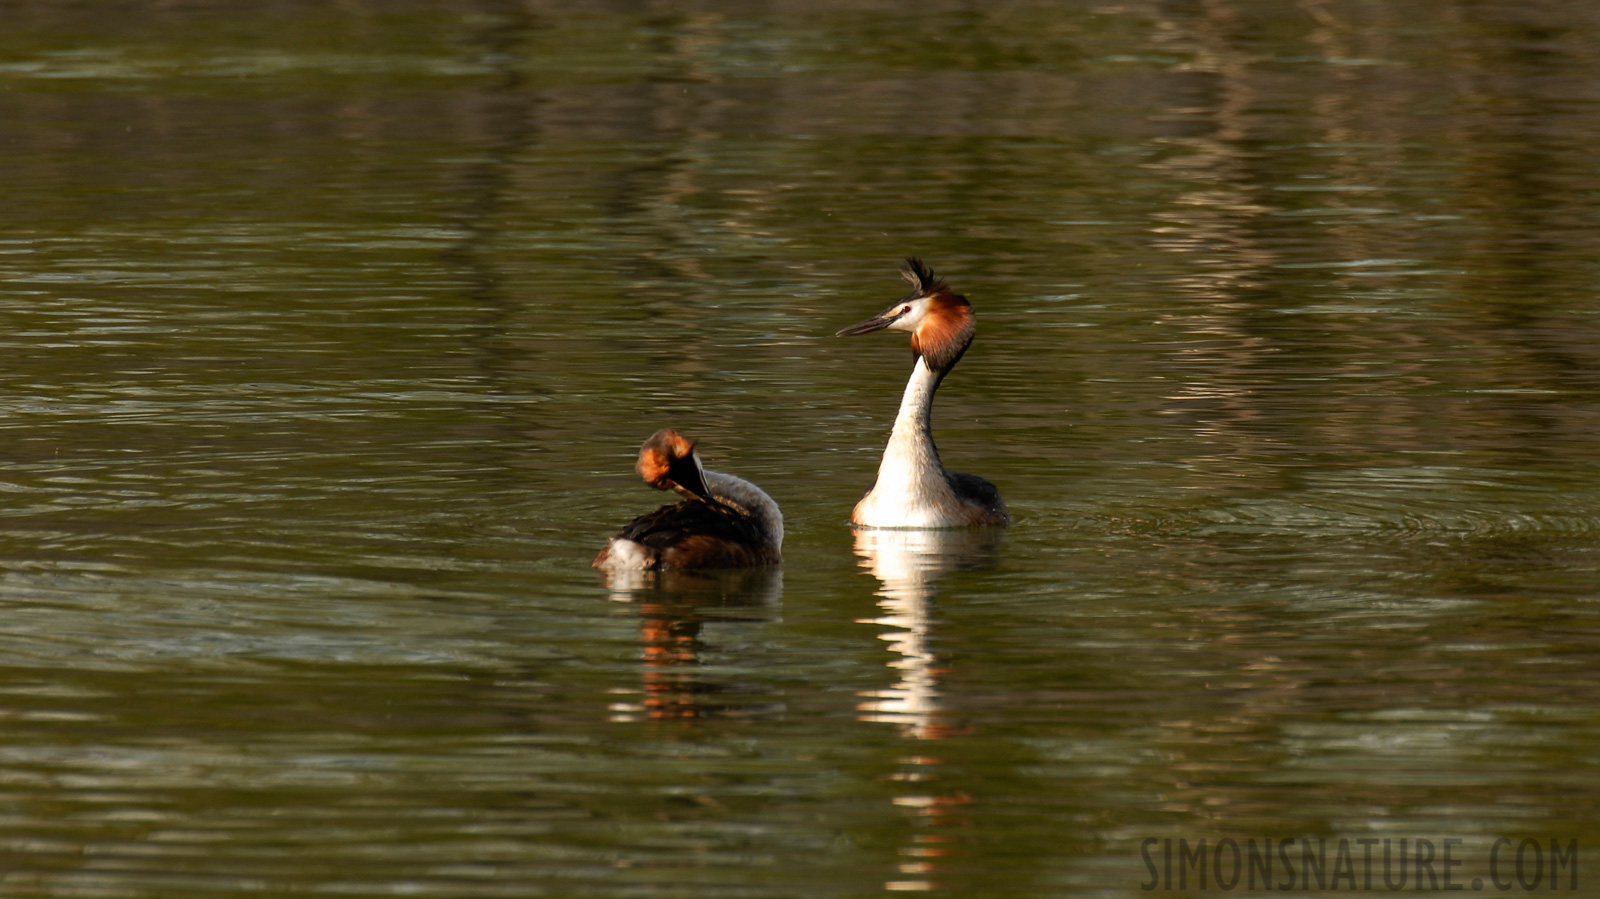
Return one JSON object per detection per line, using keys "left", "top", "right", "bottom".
{"left": 593, "top": 429, "right": 784, "bottom": 570}
{"left": 835, "top": 258, "right": 1009, "bottom": 529}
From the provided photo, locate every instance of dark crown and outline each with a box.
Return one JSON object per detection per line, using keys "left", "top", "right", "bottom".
{"left": 900, "top": 257, "right": 946, "bottom": 296}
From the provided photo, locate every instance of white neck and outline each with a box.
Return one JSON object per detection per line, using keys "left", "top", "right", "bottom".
{"left": 888, "top": 356, "right": 943, "bottom": 471}
{"left": 705, "top": 469, "right": 784, "bottom": 551}
{"left": 853, "top": 359, "right": 962, "bottom": 528}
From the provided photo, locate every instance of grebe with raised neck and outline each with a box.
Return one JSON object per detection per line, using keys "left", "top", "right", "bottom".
{"left": 593, "top": 429, "right": 783, "bottom": 570}
{"left": 836, "top": 258, "right": 1009, "bottom": 529}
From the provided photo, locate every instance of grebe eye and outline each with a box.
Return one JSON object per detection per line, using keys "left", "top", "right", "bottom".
{"left": 901, "top": 305, "right": 911, "bottom": 314}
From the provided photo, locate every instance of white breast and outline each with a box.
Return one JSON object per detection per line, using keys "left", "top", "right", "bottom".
{"left": 851, "top": 358, "right": 966, "bottom": 528}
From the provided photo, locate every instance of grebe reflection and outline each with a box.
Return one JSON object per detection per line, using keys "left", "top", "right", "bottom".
{"left": 599, "top": 567, "right": 784, "bottom": 722}
{"left": 850, "top": 526, "right": 1002, "bottom": 892}
{"left": 852, "top": 527, "right": 1002, "bottom": 739}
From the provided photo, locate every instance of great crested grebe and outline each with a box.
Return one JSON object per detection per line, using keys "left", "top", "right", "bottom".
{"left": 836, "top": 258, "right": 1009, "bottom": 529}
{"left": 593, "top": 429, "right": 783, "bottom": 570}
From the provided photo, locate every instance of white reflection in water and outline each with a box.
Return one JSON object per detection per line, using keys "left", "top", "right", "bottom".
{"left": 599, "top": 568, "right": 783, "bottom": 722}
{"left": 851, "top": 527, "right": 1003, "bottom": 893}
{"left": 852, "top": 527, "right": 1001, "bottom": 740}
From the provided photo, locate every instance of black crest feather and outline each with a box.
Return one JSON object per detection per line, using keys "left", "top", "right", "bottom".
{"left": 900, "top": 257, "right": 945, "bottom": 296}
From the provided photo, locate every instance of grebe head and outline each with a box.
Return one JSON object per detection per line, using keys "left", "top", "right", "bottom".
{"left": 636, "top": 428, "right": 712, "bottom": 502}
{"left": 835, "top": 257, "right": 975, "bottom": 373}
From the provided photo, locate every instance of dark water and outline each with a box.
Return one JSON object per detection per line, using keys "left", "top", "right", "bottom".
{"left": 2, "top": 1, "right": 1598, "bottom": 896}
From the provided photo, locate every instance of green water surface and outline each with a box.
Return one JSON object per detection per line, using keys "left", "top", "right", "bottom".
{"left": 1, "top": 2, "right": 1597, "bottom": 896}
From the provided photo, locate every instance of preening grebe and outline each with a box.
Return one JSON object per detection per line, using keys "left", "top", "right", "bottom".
{"left": 836, "top": 258, "right": 1009, "bottom": 529}
{"left": 593, "top": 429, "right": 783, "bottom": 570}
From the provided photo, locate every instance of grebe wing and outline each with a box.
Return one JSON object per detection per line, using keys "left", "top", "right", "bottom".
{"left": 947, "top": 470, "right": 1011, "bottom": 526}
{"left": 614, "top": 499, "right": 776, "bottom": 568}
